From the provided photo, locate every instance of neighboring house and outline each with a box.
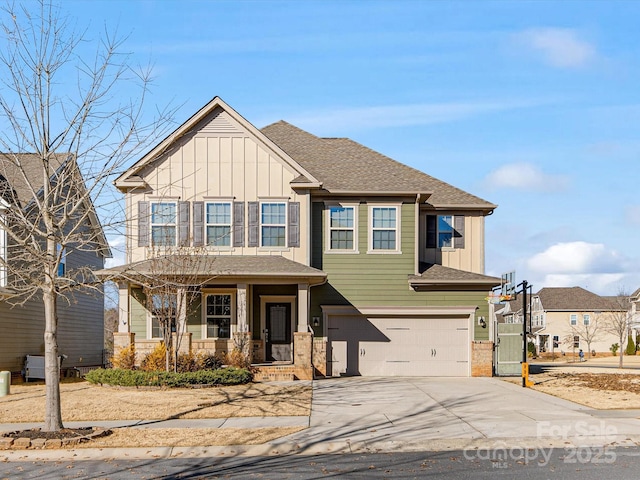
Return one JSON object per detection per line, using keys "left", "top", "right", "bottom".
{"left": 529, "top": 287, "right": 626, "bottom": 355}
{"left": 0, "top": 155, "right": 110, "bottom": 374}
{"left": 100, "top": 97, "right": 499, "bottom": 379}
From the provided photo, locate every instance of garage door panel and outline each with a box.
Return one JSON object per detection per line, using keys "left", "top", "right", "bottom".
{"left": 327, "top": 316, "right": 470, "bottom": 377}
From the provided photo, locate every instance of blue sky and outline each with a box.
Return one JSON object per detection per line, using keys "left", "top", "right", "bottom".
{"left": 67, "top": 0, "right": 640, "bottom": 295}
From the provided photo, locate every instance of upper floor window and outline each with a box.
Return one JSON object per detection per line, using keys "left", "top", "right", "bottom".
{"left": 570, "top": 314, "right": 577, "bottom": 325}
{"left": 205, "top": 293, "right": 233, "bottom": 339}
{"left": 426, "top": 214, "right": 465, "bottom": 249}
{"left": 206, "top": 202, "right": 232, "bottom": 247}
{"left": 328, "top": 205, "right": 356, "bottom": 251}
{"left": 583, "top": 314, "right": 590, "bottom": 326}
{"left": 369, "top": 206, "right": 399, "bottom": 252}
{"left": 261, "top": 202, "right": 286, "bottom": 247}
{"left": 151, "top": 202, "right": 177, "bottom": 247}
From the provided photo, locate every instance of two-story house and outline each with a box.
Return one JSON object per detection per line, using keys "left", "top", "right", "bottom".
{"left": 530, "top": 287, "right": 626, "bottom": 356}
{"left": 0, "top": 154, "right": 110, "bottom": 375}
{"left": 101, "top": 97, "right": 499, "bottom": 379}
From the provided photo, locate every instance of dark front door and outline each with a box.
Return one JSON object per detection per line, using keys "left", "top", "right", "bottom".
{"left": 266, "top": 303, "right": 292, "bottom": 362}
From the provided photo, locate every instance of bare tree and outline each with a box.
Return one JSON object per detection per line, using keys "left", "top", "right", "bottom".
{"left": 569, "top": 313, "right": 603, "bottom": 359}
{"left": 0, "top": 1, "right": 174, "bottom": 431}
{"left": 601, "top": 292, "right": 631, "bottom": 369}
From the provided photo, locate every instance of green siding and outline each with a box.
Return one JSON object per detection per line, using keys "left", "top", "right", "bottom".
{"left": 130, "top": 287, "right": 147, "bottom": 338}
{"left": 310, "top": 201, "right": 491, "bottom": 341}
{"left": 187, "top": 295, "right": 202, "bottom": 340}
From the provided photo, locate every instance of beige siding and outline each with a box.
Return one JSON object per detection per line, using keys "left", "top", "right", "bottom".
{"left": 538, "top": 311, "right": 620, "bottom": 354}
{"left": 419, "top": 212, "right": 485, "bottom": 274}
{"left": 128, "top": 109, "right": 309, "bottom": 264}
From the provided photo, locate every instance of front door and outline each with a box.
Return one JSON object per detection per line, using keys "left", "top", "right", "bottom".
{"left": 266, "top": 303, "right": 292, "bottom": 362}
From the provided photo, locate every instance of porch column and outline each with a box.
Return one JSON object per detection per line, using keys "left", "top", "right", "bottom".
{"left": 297, "top": 283, "right": 309, "bottom": 332}
{"left": 117, "top": 282, "right": 129, "bottom": 333}
{"left": 237, "top": 283, "right": 248, "bottom": 333}
{"left": 176, "top": 287, "right": 187, "bottom": 336}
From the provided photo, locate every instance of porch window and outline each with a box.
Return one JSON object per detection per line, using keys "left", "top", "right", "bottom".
{"left": 369, "top": 205, "right": 399, "bottom": 252}
{"left": 261, "top": 202, "right": 286, "bottom": 247}
{"left": 570, "top": 314, "right": 577, "bottom": 325}
{"left": 328, "top": 205, "right": 356, "bottom": 251}
{"left": 151, "top": 202, "right": 177, "bottom": 246}
{"left": 205, "top": 293, "right": 232, "bottom": 339}
{"left": 206, "top": 202, "right": 232, "bottom": 247}
{"left": 150, "top": 293, "right": 177, "bottom": 340}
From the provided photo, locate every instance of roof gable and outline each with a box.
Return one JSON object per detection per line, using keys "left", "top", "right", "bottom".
{"left": 115, "top": 97, "right": 320, "bottom": 190}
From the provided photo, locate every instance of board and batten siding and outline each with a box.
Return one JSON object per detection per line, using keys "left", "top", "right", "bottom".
{"left": 127, "top": 108, "right": 310, "bottom": 265}
{"left": 419, "top": 212, "right": 485, "bottom": 274}
{"left": 0, "top": 248, "right": 105, "bottom": 372}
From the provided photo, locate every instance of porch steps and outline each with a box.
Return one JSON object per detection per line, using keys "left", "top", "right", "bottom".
{"left": 252, "top": 363, "right": 313, "bottom": 382}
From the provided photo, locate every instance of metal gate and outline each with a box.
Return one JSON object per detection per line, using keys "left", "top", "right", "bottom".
{"left": 495, "top": 323, "right": 522, "bottom": 376}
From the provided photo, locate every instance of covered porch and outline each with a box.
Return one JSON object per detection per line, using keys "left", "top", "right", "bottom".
{"left": 96, "top": 255, "right": 327, "bottom": 380}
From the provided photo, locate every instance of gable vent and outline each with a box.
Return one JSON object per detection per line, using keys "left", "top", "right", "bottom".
{"left": 198, "top": 110, "right": 242, "bottom": 134}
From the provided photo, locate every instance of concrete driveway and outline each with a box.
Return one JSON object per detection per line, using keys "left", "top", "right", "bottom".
{"left": 280, "top": 376, "right": 640, "bottom": 454}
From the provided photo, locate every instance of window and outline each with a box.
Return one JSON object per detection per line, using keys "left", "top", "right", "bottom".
{"left": 261, "top": 202, "right": 286, "bottom": 247}
{"left": 206, "top": 202, "right": 231, "bottom": 247}
{"left": 570, "top": 314, "right": 577, "bottom": 326}
{"left": 426, "top": 214, "right": 464, "bottom": 249}
{"left": 205, "top": 293, "right": 232, "bottom": 338}
{"left": 573, "top": 335, "right": 580, "bottom": 348}
{"left": 328, "top": 205, "right": 356, "bottom": 251}
{"left": 150, "top": 294, "right": 177, "bottom": 340}
{"left": 151, "top": 202, "right": 177, "bottom": 246}
{"left": 553, "top": 335, "right": 559, "bottom": 348}
{"left": 56, "top": 245, "right": 66, "bottom": 277}
{"left": 370, "top": 206, "right": 398, "bottom": 251}
{"left": 583, "top": 314, "right": 590, "bottom": 326}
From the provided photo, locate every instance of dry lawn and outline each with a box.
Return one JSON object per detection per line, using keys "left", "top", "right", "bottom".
{"left": 0, "top": 380, "right": 312, "bottom": 422}
{"left": 0, "top": 380, "right": 311, "bottom": 449}
{"left": 507, "top": 366, "right": 640, "bottom": 410}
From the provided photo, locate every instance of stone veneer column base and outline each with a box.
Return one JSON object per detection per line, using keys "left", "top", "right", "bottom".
{"left": 471, "top": 341, "right": 494, "bottom": 377}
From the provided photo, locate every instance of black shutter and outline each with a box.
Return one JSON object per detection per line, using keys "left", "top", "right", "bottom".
{"left": 288, "top": 202, "right": 300, "bottom": 247}
{"left": 193, "top": 202, "right": 204, "bottom": 246}
{"left": 178, "top": 201, "right": 190, "bottom": 246}
{"left": 248, "top": 202, "right": 259, "bottom": 247}
{"left": 138, "top": 201, "right": 149, "bottom": 247}
{"left": 233, "top": 201, "right": 245, "bottom": 247}
{"left": 453, "top": 215, "right": 465, "bottom": 249}
{"left": 426, "top": 215, "right": 436, "bottom": 248}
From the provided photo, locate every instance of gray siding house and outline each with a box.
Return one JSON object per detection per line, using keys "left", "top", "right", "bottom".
{"left": 0, "top": 154, "right": 110, "bottom": 374}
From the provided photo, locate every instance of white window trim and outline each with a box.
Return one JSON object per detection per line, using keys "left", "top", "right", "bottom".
{"left": 259, "top": 201, "right": 288, "bottom": 250}
{"left": 570, "top": 314, "right": 577, "bottom": 326}
{"left": 583, "top": 314, "right": 590, "bottom": 326}
{"left": 367, "top": 204, "right": 401, "bottom": 254}
{"left": 325, "top": 203, "right": 359, "bottom": 254}
{"left": 150, "top": 201, "right": 177, "bottom": 247}
{"left": 436, "top": 214, "right": 456, "bottom": 251}
{"left": 147, "top": 293, "right": 177, "bottom": 340}
{"left": 205, "top": 200, "right": 233, "bottom": 249}
{"left": 202, "top": 289, "right": 236, "bottom": 339}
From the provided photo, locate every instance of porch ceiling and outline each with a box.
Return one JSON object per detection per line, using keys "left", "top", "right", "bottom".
{"left": 95, "top": 255, "right": 327, "bottom": 285}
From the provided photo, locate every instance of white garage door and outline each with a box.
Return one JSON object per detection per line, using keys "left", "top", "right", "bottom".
{"left": 328, "top": 316, "right": 470, "bottom": 377}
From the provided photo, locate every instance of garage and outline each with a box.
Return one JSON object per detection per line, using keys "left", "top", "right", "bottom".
{"left": 327, "top": 314, "right": 471, "bottom": 377}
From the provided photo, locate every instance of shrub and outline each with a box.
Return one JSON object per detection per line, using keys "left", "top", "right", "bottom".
{"left": 176, "top": 352, "right": 198, "bottom": 372}
{"left": 222, "top": 348, "right": 251, "bottom": 368}
{"left": 195, "top": 352, "right": 223, "bottom": 371}
{"left": 140, "top": 343, "right": 168, "bottom": 371}
{"left": 610, "top": 343, "right": 619, "bottom": 356}
{"left": 626, "top": 335, "right": 636, "bottom": 356}
{"left": 110, "top": 344, "right": 136, "bottom": 370}
{"left": 85, "top": 367, "right": 252, "bottom": 387}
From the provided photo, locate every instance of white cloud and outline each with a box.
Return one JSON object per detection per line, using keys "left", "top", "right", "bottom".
{"left": 518, "top": 28, "right": 596, "bottom": 68}
{"left": 482, "top": 162, "right": 568, "bottom": 192}
{"left": 527, "top": 241, "right": 628, "bottom": 275}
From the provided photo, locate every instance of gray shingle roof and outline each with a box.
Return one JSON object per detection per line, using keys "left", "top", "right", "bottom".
{"left": 409, "top": 263, "right": 500, "bottom": 287}
{"left": 537, "top": 287, "right": 625, "bottom": 311}
{"left": 261, "top": 121, "right": 496, "bottom": 209}
{"left": 96, "top": 255, "right": 327, "bottom": 284}
{"left": 0, "top": 153, "right": 68, "bottom": 206}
